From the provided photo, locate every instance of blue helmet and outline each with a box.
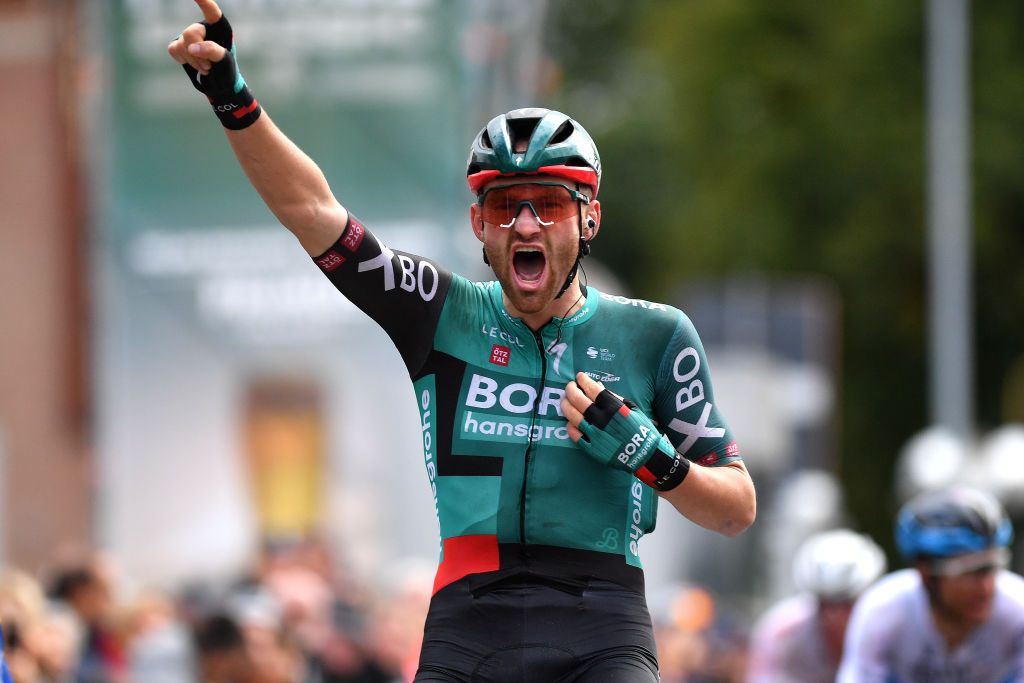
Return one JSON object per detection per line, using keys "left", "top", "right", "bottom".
{"left": 896, "top": 487, "right": 1013, "bottom": 560}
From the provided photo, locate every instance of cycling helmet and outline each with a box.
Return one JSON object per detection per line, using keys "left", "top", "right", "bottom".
{"left": 895, "top": 486, "right": 1013, "bottom": 561}
{"left": 466, "top": 108, "right": 602, "bottom": 195}
{"left": 793, "top": 529, "right": 887, "bottom": 601}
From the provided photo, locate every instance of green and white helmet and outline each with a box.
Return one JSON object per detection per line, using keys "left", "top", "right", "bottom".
{"left": 466, "top": 108, "right": 602, "bottom": 196}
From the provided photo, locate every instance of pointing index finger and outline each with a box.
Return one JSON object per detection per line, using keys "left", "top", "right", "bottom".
{"left": 194, "top": 0, "right": 223, "bottom": 24}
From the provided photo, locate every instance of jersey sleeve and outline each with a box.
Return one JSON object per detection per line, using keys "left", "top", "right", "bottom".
{"left": 651, "top": 313, "right": 740, "bottom": 466}
{"left": 311, "top": 213, "right": 453, "bottom": 375}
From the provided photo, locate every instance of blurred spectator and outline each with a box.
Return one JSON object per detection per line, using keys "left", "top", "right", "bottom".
{"left": 360, "top": 562, "right": 433, "bottom": 682}
{"left": 48, "top": 557, "right": 126, "bottom": 683}
{"left": 0, "top": 539, "right": 439, "bottom": 683}
{"left": 1, "top": 568, "right": 78, "bottom": 683}
{"left": 18, "top": 606, "right": 80, "bottom": 682}
{"left": 193, "top": 614, "right": 251, "bottom": 683}
{"left": 122, "top": 590, "right": 192, "bottom": 683}
{"left": 4, "top": 621, "right": 40, "bottom": 683}
{"left": 653, "top": 584, "right": 748, "bottom": 683}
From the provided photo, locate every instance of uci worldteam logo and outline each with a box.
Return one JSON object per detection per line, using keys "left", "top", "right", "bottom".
{"left": 586, "top": 346, "right": 617, "bottom": 361}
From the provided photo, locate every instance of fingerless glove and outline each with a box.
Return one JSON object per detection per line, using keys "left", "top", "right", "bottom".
{"left": 576, "top": 389, "right": 690, "bottom": 491}
{"left": 181, "top": 14, "right": 261, "bottom": 130}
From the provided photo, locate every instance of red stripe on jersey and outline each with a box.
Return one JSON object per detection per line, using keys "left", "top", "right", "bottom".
{"left": 432, "top": 534, "right": 500, "bottom": 595}
{"left": 618, "top": 405, "right": 631, "bottom": 418}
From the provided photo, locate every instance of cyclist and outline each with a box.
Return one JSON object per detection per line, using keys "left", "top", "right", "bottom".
{"left": 838, "top": 487, "right": 1024, "bottom": 683}
{"left": 168, "top": 2, "right": 756, "bottom": 680}
{"left": 746, "top": 529, "right": 886, "bottom": 683}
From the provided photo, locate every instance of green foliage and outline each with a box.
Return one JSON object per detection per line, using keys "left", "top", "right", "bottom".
{"left": 546, "top": 1, "right": 1024, "bottom": 554}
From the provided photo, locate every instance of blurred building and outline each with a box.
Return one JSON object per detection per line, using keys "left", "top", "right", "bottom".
{"left": 0, "top": 0, "right": 92, "bottom": 569}
{"left": 1, "top": 0, "right": 552, "bottom": 586}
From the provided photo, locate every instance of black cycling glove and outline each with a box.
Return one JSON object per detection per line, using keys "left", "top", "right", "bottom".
{"left": 181, "top": 14, "right": 261, "bottom": 130}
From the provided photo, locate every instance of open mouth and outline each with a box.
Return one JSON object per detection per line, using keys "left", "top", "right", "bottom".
{"left": 513, "top": 248, "right": 546, "bottom": 283}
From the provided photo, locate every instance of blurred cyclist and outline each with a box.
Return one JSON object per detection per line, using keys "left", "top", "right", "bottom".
{"left": 746, "top": 529, "right": 886, "bottom": 683}
{"left": 0, "top": 625, "right": 14, "bottom": 683}
{"left": 167, "top": 1, "right": 755, "bottom": 680}
{"left": 838, "top": 486, "right": 1024, "bottom": 682}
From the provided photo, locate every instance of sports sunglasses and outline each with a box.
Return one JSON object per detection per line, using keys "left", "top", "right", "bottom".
{"left": 477, "top": 182, "right": 590, "bottom": 228}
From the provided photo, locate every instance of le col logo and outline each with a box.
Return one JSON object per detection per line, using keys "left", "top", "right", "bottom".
{"left": 481, "top": 325, "right": 525, "bottom": 348}
{"left": 214, "top": 103, "right": 239, "bottom": 113}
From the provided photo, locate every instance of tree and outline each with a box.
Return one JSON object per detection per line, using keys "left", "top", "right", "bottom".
{"left": 546, "top": 0, "right": 1024, "bottom": 557}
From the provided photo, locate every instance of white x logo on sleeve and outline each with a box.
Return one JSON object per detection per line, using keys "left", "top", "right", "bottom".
{"left": 668, "top": 403, "right": 725, "bottom": 455}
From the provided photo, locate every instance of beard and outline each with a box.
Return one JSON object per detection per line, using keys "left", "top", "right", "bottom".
{"left": 486, "top": 238, "right": 582, "bottom": 317}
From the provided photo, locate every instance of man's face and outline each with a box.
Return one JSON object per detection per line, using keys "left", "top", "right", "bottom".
{"left": 931, "top": 566, "right": 999, "bottom": 626}
{"left": 921, "top": 548, "right": 1008, "bottom": 627}
{"left": 818, "top": 599, "right": 856, "bottom": 659}
{"left": 471, "top": 175, "right": 598, "bottom": 318}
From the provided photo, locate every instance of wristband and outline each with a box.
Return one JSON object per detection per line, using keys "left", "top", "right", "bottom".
{"left": 576, "top": 389, "right": 690, "bottom": 491}
{"left": 180, "top": 15, "right": 262, "bottom": 130}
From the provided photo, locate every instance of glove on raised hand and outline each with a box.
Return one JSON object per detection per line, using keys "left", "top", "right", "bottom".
{"left": 180, "top": 13, "right": 261, "bottom": 130}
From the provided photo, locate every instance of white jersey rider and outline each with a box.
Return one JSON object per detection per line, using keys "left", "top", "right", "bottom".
{"left": 838, "top": 487, "right": 1024, "bottom": 683}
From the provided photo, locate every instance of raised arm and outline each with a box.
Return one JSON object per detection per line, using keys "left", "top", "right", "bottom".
{"left": 166, "top": 0, "right": 346, "bottom": 255}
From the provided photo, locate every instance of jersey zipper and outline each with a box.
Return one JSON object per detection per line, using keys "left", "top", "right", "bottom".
{"left": 519, "top": 328, "right": 548, "bottom": 545}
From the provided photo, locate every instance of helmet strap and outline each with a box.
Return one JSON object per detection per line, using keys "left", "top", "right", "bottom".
{"left": 554, "top": 190, "right": 590, "bottom": 299}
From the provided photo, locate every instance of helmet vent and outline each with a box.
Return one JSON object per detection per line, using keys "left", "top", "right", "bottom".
{"left": 549, "top": 121, "right": 574, "bottom": 145}
{"left": 480, "top": 130, "right": 493, "bottom": 150}
{"left": 508, "top": 117, "right": 542, "bottom": 150}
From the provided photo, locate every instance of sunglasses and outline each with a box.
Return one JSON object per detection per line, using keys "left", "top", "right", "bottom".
{"left": 929, "top": 547, "right": 1010, "bottom": 577}
{"left": 477, "top": 182, "right": 590, "bottom": 228}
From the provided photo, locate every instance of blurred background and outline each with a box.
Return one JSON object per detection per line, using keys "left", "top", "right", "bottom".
{"left": 0, "top": 0, "right": 1022, "bottom": 681}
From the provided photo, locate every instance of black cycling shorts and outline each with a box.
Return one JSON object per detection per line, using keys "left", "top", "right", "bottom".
{"left": 413, "top": 572, "right": 659, "bottom": 682}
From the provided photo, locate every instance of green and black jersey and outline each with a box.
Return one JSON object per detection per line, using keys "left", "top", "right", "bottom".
{"left": 313, "top": 215, "right": 741, "bottom": 596}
